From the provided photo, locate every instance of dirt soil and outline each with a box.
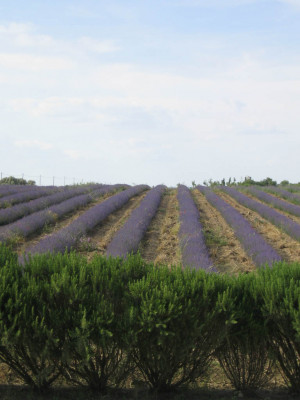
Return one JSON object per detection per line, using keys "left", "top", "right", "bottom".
{"left": 139, "top": 189, "right": 181, "bottom": 267}
{"left": 77, "top": 191, "right": 148, "bottom": 259}
{"left": 192, "top": 190, "right": 256, "bottom": 274}
{"left": 217, "top": 190, "right": 300, "bottom": 263}
{"left": 0, "top": 358, "right": 289, "bottom": 400}
{"left": 16, "top": 191, "right": 116, "bottom": 256}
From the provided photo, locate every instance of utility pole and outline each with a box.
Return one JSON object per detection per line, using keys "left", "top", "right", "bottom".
{"left": 39, "top": 175, "right": 41, "bottom": 186}
{"left": 53, "top": 176, "right": 55, "bottom": 186}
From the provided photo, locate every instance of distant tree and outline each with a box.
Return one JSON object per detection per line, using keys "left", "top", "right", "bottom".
{"left": 241, "top": 176, "right": 256, "bottom": 186}
{"left": 0, "top": 176, "right": 36, "bottom": 185}
{"left": 226, "top": 177, "right": 232, "bottom": 186}
{"left": 280, "top": 180, "right": 289, "bottom": 186}
{"left": 258, "top": 177, "right": 277, "bottom": 186}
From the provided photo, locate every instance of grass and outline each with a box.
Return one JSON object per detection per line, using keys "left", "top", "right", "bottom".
{"left": 203, "top": 228, "right": 228, "bottom": 247}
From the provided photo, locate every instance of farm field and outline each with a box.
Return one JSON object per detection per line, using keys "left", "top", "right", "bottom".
{"left": 0, "top": 183, "right": 300, "bottom": 271}
{"left": 1, "top": 182, "right": 300, "bottom": 398}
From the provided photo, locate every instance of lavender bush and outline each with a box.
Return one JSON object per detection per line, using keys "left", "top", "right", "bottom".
{"left": 177, "top": 185, "right": 215, "bottom": 271}
{"left": 106, "top": 185, "right": 166, "bottom": 257}
{"left": 0, "top": 184, "right": 105, "bottom": 225}
{"left": 0, "top": 185, "right": 36, "bottom": 197}
{"left": 245, "top": 187, "right": 300, "bottom": 218}
{"left": 285, "top": 186, "right": 300, "bottom": 193}
{"left": 21, "top": 185, "right": 149, "bottom": 259}
{"left": 0, "top": 187, "right": 61, "bottom": 208}
{"left": 197, "top": 186, "right": 281, "bottom": 267}
{"left": 0, "top": 186, "right": 122, "bottom": 243}
{"left": 259, "top": 187, "right": 300, "bottom": 206}
{"left": 223, "top": 187, "right": 300, "bottom": 242}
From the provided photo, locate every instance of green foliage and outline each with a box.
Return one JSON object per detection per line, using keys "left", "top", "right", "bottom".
{"left": 203, "top": 176, "right": 279, "bottom": 187}
{"left": 216, "top": 273, "right": 274, "bottom": 393}
{"left": 0, "top": 176, "right": 35, "bottom": 185}
{"left": 280, "top": 180, "right": 290, "bottom": 186}
{"left": 128, "top": 266, "right": 233, "bottom": 392}
{"left": 257, "top": 263, "right": 300, "bottom": 393}
{"left": 203, "top": 228, "right": 227, "bottom": 247}
{"left": 60, "top": 254, "right": 151, "bottom": 392}
{"left": 0, "top": 244, "right": 300, "bottom": 395}
{"left": 0, "top": 251, "right": 85, "bottom": 391}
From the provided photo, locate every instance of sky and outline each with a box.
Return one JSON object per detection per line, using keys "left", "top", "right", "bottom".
{"left": 0, "top": 0, "right": 299, "bottom": 186}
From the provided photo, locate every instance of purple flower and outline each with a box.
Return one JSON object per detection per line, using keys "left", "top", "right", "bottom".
{"left": 223, "top": 187, "right": 300, "bottom": 242}
{"left": 197, "top": 186, "right": 281, "bottom": 267}
{"left": 20, "top": 185, "right": 149, "bottom": 261}
{"left": 177, "top": 185, "right": 215, "bottom": 272}
{"left": 246, "top": 187, "right": 300, "bottom": 216}
{"left": 106, "top": 185, "right": 166, "bottom": 258}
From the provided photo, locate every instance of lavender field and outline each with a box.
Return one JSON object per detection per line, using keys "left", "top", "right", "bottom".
{"left": 1, "top": 183, "right": 300, "bottom": 272}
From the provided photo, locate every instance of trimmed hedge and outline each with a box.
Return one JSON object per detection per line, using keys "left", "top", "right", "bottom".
{"left": 0, "top": 244, "right": 300, "bottom": 393}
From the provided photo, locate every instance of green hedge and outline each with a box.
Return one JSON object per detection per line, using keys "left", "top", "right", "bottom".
{"left": 0, "top": 243, "right": 300, "bottom": 393}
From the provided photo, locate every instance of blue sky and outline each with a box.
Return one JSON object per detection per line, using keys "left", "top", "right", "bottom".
{"left": 0, "top": 0, "right": 299, "bottom": 186}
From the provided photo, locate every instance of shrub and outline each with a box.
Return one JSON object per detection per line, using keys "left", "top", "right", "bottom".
{"left": 258, "top": 263, "right": 300, "bottom": 393}
{"left": 0, "top": 251, "right": 81, "bottom": 391}
{"left": 128, "top": 265, "right": 232, "bottom": 392}
{"left": 216, "top": 273, "right": 274, "bottom": 393}
{"left": 60, "top": 254, "right": 152, "bottom": 392}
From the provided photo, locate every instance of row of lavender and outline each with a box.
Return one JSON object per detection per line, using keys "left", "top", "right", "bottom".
{"left": 177, "top": 185, "right": 216, "bottom": 271}
{"left": 21, "top": 185, "right": 150, "bottom": 262}
{"left": 0, "top": 184, "right": 59, "bottom": 197}
{"left": 0, "top": 186, "right": 63, "bottom": 208}
{"left": 106, "top": 185, "right": 166, "bottom": 257}
{"left": 222, "top": 187, "right": 300, "bottom": 241}
{"left": 197, "top": 186, "right": 281, "bottom": 266}
{"left": 0, "top": 185, "right": 124, "bottom": 244}
{"left": 0, "top": 184, "right": 105, "bottom": 225}
{"left": 243, "top": 187, "right": 300, "bottom": 217}
{"left": 17, "top": 183, "right": 287, "bottom": 272}
{"left": 261, "top": 186, "right": 300, "bottom": 205}
{"left": 0, "top": 184, "right": 108, "bottom": 208}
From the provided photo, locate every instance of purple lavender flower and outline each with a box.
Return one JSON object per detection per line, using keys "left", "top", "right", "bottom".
{"left": 256, "top": 186, "right": 300, "bottom": 206}
{"left": 0, "top": 185, "right": 35, "bottom": 197}
{"left": 223, "top": 187, "right": 300, "bottom": 242}
{"left": 177, "top": 185, "right": 215, "bottom": 272}
{"left": 106, "top": 185, "right": 166, "bottom": 258}
{"left": 197, "top": 186, "right": 281, "bottom": 267}
{"left": 0, "top": 187, "right": 61, "bottom": 208}
{"left": 245, "top": 187, "right": 300, "bottom": 217}
{"left": 0, "top": 185, "right": 123, "bottom": 243}
{"left": 20, "top": 185, "right": 149, "bottom": 260}
{"left": 0, "top": 184, "right": 105, "bottom": 225}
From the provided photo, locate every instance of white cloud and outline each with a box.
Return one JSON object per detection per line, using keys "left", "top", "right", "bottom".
{"left": 0, "top": 53, "right": 73, "bottom": 71}
{"left": 14, "top": 140, "right": 54, "bottom": 150}
{"left": 63, "top": 149, "right": 86, "bottom": 160}
{"left": 0, "top": 22, "right": 32, "bottom": 34}
{"left": 173, "top": 0, "right": 300, "bottom": 7}
{"left": 78, "top": 37, "right": 119, "bottom": 53}
{"left": 172, "top": 0, "right": 262, "bottom": 7}
{"left": 1, "top": 19, "right": 300, "bottom": 184}
{"left": 0, "top": 22, "right": 55, "bottom": 48}
{"left": 279, "top": 0, "right": 300, "bottom": 5}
